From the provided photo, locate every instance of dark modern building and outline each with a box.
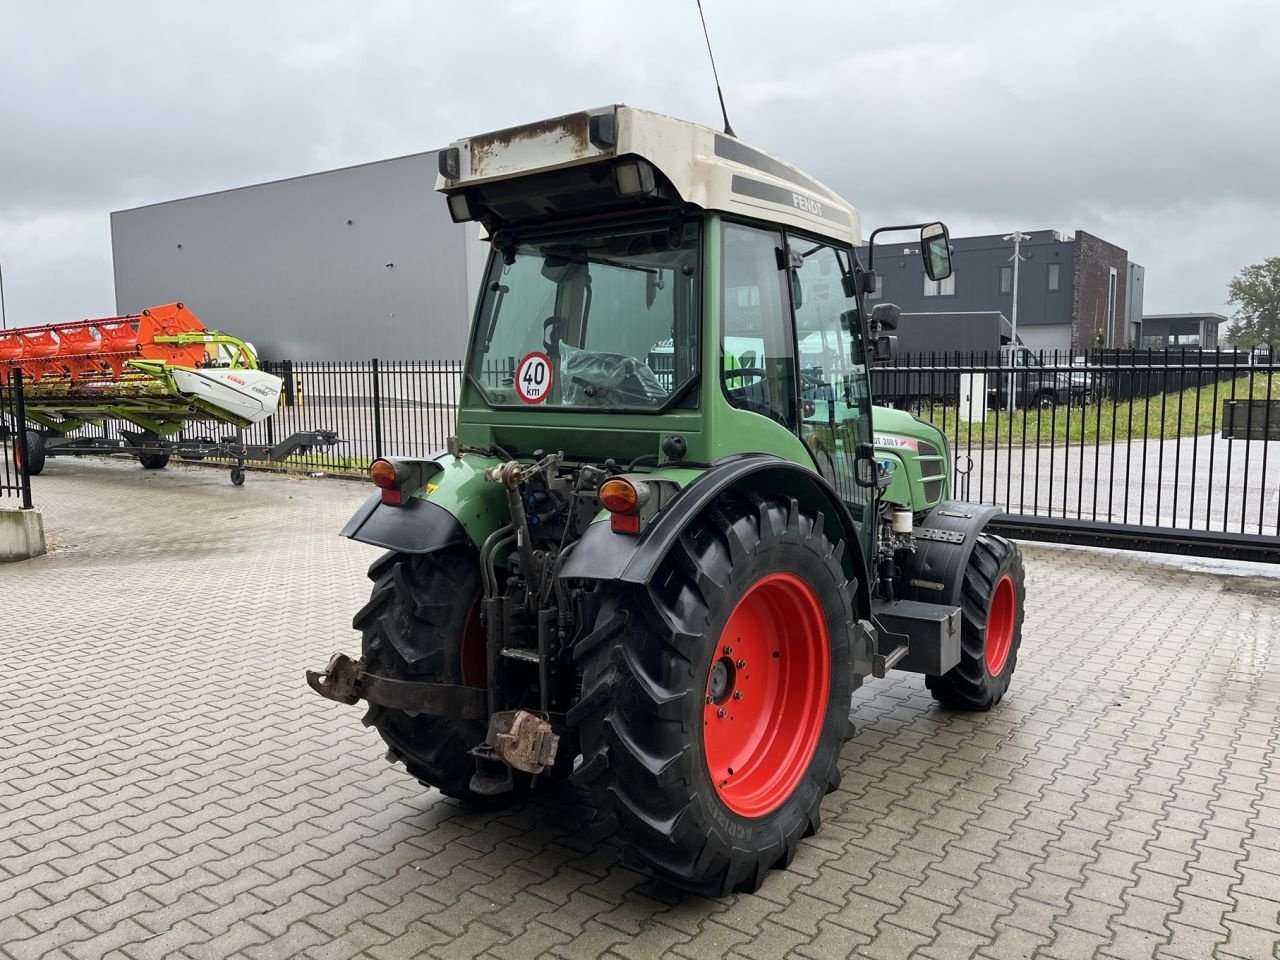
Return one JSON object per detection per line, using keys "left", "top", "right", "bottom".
{"left": 859, "top": 229, "right": 1143, "bottom": 352}
{"left": 111, "top": 152, "right": 485, "bottom": 362}
{"left": 1140, "top": 312, "right": 1229, "bottom": 349}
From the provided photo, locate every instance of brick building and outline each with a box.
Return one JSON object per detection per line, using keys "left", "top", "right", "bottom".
{"left": 861, "top": 229, "right": 1143, "bottom": 352}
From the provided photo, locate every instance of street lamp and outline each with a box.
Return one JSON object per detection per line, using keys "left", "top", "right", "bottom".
{"left": 1003, "top": 231, "right": 1030, "bottom": 414}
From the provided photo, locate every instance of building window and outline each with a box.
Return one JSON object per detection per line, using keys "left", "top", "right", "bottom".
{"left": 1000, "top": 265, "right": 1012, "bottom": 295}
{"left": 923, "top": 272, "right": 956, "bottom": 297}
{"left": 1047, "top": 262, "right": 1060, "bottom": 292}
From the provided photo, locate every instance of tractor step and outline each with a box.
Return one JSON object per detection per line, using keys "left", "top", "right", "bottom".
{"left": 870, "top": 600, "right": 963, "bottom": 677}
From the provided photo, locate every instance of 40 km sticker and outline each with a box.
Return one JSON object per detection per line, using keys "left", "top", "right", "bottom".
{"left": 515, "top": 351, "right": 553, "bottom": 404}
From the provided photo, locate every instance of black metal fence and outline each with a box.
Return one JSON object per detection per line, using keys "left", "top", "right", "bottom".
{"left": 1, "top": 370, "right": 34, "bottom": 508}
{"left": 248, "top": 359, "right": 464, "bottom": 474}
{"left": 871, "top": 349, "right": 1280, "bottom": 560}
{"left": 17, "top": 349, "right": 1280, "bottom": 560}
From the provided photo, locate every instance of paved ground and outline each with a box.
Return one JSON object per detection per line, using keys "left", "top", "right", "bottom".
{"left": 4, "top": 458, "right": 1280, "bottom": 960}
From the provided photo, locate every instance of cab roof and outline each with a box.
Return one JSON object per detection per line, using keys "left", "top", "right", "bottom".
{"left": 436, "top": 105, "right": 861, "bottom": 245}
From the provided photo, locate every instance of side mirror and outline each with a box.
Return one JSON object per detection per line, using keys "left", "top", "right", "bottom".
{"left": 873, "top": 334, "right": 897, "bottom": 363}
{"left": 870, "top": 302, "right": 900, "bottom": 331}
{"left": 920, "top": 222, "right": 952, "bottom": 281}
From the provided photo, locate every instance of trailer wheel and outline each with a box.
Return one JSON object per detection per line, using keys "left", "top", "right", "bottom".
{"left": 229, "top": 467, "right": 245, "bottom": 486}
{"left": 15, "top": 431, "right": 46, "bottom": 476}
{"left": 138, "top": 452, "right": 171, "bottom": 470}
{"left": 571, "top": 492, "right": 853, "bottom": 895}
{"left": 356, "top": 548, "right": 523, "bottom": 807}
{"left": 926, "top": 532, "right": 1025, "bottom": 711}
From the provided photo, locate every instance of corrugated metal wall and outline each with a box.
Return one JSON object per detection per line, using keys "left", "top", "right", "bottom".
{"left": 111, "top": 152, "right": 484, "bottom": 361}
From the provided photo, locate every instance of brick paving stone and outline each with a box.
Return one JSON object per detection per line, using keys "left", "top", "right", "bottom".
{"left": 4, "top": 462, "right": 1280, "bottom": 960}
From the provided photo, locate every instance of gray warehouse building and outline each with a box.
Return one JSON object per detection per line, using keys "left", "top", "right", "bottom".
{"left": 113, "top": 161, "right": 1145, "bottom": 361}
{"left": 862, "top": 229, "right": 1144, "bottom": 352}
{"left": 111, "top": 151, "right": 485, "bottom": 361}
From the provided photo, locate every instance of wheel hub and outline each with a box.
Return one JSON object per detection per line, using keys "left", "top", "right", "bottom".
{"left": 707, "top": 656, "right": 736, "bottom": 703}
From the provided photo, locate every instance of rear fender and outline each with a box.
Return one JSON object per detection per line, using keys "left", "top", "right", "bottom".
{"left": 341, "top": 492, "right": 470, "bottom": 555}
{"left": 341, "top": 452, "right": 506, "bottom": 553}
{"left": 896, "top": 500, "right": 1005, "bottom": 607}
{"left": 559, "top": 454, "right": 873, "bottom": 619}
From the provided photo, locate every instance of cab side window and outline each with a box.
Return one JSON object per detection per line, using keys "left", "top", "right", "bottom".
{"left": 788, "top": 239, "right": 872, "bottom": 511}
{"left": 721, "top": 223, "right": 797, "bottom": 428}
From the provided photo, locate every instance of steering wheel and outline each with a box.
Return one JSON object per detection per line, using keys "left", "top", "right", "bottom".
{"left": 721, "top": 367, "right": 769, "bottom": 385}
{"left": 543, "top": 315, "right": 565, "bottom": 355}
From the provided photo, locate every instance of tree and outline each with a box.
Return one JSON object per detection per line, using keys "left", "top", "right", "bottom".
{"left": 1225, "top": 257, "right": 1280, "bottom": 351}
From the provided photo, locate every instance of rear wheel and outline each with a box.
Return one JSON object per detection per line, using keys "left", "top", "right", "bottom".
{"left": 571, "top": 492, "right": 854, "bottom": 895}
{"left": 356, "top": 548, "right": 521, "bottom": 806}
{"left": 926, "top": 532, "right": 1025, "bottom": 710}
{"left": 15, "top": 431, "right": 46, "bottom": 476}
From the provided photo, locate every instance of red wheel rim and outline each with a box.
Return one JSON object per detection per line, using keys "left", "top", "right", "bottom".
{"left": 460, "top": 598, "right": 487, "bottom": 688}
{"left": 703, "top": 572, "right": 830, "bottom": 818}
{"left": 985, "top": 574, "right": 1016, "bottom": 675}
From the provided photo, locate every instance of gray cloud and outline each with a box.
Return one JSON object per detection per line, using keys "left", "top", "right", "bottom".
{"left": 2, "top": 0, "right": 1278, "bottom": 324}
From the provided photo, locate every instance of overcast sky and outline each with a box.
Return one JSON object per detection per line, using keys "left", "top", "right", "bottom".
{"left": 3, "top": 0, "right": 1278, "bottom": 327}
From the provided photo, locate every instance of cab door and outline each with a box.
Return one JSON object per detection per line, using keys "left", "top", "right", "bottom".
{"left": 784, "top": 237, "right": 876, "bottom": 554}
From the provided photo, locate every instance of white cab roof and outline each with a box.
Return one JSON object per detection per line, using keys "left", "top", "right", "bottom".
{"left": 437, "top": 105, "right": 861, "bottom": 245}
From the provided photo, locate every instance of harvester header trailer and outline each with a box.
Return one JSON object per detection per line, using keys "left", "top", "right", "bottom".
{"left": 2, "top": 302, "right": 340, "bottom": 484}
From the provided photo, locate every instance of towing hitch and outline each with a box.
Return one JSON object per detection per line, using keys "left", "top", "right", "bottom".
{"left": 305, "top": 653, "right": 487, "bottom": 720}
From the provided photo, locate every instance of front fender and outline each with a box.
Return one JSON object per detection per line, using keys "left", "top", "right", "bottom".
{"left": 896, "top": 500, "right": 1005, "bottom": 608}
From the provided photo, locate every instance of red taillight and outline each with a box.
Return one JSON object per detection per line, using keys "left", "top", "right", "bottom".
{"left": 599, "top": 478, "right": 638, "bottom": 513}
{"left": 369, "top": 459, "right": 397, "bottom": 489}
{"left": 610, "top": 512, "right": 642, "bottom": 535}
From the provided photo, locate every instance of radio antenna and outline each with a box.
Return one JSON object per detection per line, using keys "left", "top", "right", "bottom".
{"left": 695, "top": 0, "right": 735, "bottom": 137}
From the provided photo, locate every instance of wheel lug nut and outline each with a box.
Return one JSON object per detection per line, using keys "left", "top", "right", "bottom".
{"left": 705, "top": 695, "right": 713, "bottom": 704}
{"left": 723, "top": 645, "right": 733, "bottom": 655}
{"left": 736, "top": 659, "right": 746, "bottom": 669}
{"left": 717, "top": 708, "right": 727, "bottom": 718}
{"left": 733, "top": 691, "right": 744, "bottom": 700}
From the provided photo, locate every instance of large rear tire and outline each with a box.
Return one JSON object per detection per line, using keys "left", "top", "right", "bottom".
{"left": 570, "top": 491, "right": 854, "bottom": 895}
{"left": 926, "top": 532, "right": 1025, "bottom": 710}
{"left": 355, "top": 548, "right": 519, "bottom": 806}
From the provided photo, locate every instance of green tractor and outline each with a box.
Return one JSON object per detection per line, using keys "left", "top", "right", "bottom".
{"left": 308, "top": 106, "right": 1026, "bottom": 895}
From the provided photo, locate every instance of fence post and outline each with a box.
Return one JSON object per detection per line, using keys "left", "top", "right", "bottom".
{"left": 371, "top": 358, "right": 384, "bottom": 460}
{"left": 13, "top": 369, "right": 32, "bottom": 510}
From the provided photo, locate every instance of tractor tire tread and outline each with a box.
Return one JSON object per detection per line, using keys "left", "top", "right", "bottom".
{"left": 925, "top": 533, "right": 1025, "bottom": 711}
{"left": 572, "top": 491, "right": 853, "bottom": 896}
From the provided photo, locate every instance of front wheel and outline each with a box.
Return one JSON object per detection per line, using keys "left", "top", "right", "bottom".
{"left": 571, "top": 491, "right": 854, "bottom": 895}
{"left": 926, "top": 532, "right": 1025, "bottom": 710}
{"left": 138, "top": 452, "right": 170, "bottom": 470}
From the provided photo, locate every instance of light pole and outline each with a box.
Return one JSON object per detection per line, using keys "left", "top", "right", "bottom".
{"left": 0, "top": 256, "right": 7, "bottom": 330}
{"left": 1003, "top": 231, "right": 1029, "bottom": 413}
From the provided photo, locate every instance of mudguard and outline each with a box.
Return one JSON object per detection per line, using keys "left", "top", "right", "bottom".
{"left": 896, "top": 500, "right": 1006, "bottom": 608}
{"left": 559, "top": 453, "right": 874, "bottom": 618}
{"left": 341, "top": 492, "right": 469, "bottom": 555}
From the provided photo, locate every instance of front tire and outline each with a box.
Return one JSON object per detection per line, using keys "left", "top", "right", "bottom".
{"left": 355, "top": 548, "right": 516, "bottom": 806}
{"left": 571, "top": 492, "right": 854, "bottom": 895}
{"left": 926, "top": 532, "right": 1025, "bottom": 710}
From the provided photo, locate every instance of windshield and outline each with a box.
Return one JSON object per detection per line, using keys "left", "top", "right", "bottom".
{"left": 468, "top": 220, "right": 700, "bottom": 410}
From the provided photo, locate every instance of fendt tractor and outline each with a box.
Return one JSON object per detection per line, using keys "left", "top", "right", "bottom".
{"left": 308, "top": 106, "right": 1027, "bottom": 895}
